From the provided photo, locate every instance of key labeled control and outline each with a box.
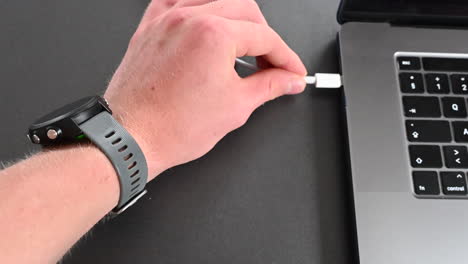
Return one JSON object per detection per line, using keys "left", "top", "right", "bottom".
{"left": 440, "top": 172, "right": 467, "bottom": 195}
{"left": 413, "top": 171, "right": 440, "bottom": 195}
{"left": 409, "top": 145, "right": 442, "bottom": 168}
{"left": 406, "top": 120, "right": 451, "bottom": 142}
{"left": 443, "top": 146, "right": 468, "bottom": 168}
{"left": 399, "top": 73, "right": 424, "bottom": 93}
{"left": 403, "top": 96, "right": 441, "bottom": 117}
{"left": 425, "top": 73, "right": 449, "bottom": 94}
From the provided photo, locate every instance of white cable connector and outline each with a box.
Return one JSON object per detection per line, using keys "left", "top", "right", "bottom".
{"left": 235, "top": 58, "right": 342, "bottom": 89}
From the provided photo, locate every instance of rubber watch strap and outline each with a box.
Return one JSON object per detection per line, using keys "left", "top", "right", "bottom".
{"left": 79, "top": 111, "right": 148, "bottom": 214}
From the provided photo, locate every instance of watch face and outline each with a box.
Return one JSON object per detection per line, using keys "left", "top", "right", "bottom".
{"left": 31, "top": 96, "right": 100, "bottom": 129}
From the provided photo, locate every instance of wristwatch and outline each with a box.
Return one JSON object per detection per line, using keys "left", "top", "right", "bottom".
{"left": 27, "top": 96, "right": 148, "bottom": 215}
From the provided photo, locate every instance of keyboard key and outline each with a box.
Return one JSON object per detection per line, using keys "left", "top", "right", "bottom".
{"left": 409, "top": 145, "right": 442, "bottom": 168}
{"left": 425, "top": 73, "right": 450, "bottom": 94}
{"left": 451, "top": 74, "right": 468, "bottom": 94}
{"left": 423, "top": 57, "right": 468, "bottom": 72}
{"left": 443, "top": 146, "right": 468, "bottom": 168}
{"left": 406, "top": 120, "right": 451, "bottom": 142}
{"left": 440, "top": 172, "right": 467, "bottom": 195}
{"left": 399, "top": 73, "right": 424, "bottom": 93}
{"left": 402, "top": 96, "right": 441, "bottom": 117}
{"left": 442, "top": 97, "right": 467, "bottom": 118}
{"left": 397, "top": 57, "right": 421, "bottom": 70}
{"left": 413, "top": 171, "right": 440, "bottom": 195}
{"left": 452, "top": 121, "right": 468, "bottom": 142}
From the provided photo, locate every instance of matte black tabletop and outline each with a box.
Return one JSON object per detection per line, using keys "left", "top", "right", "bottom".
{"left": 0, "top": 0, "right": 355, "bottom": 263}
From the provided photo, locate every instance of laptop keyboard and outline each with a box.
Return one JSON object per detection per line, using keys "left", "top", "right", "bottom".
{"left": 397, "top": 54, "right": 468, "bottom": 197}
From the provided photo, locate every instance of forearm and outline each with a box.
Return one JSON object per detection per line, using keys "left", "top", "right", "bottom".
{"left": 0, "top": 0, "right": 307, "bottom": 262}
{"left": 0, "top": 145, "right": 119, "bottom": 263}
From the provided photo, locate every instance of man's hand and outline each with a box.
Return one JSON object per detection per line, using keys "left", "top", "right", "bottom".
{"left": 105, "top": 0, "right": 307, "bottom": 179}
{"left": 0, "top": 1, "right": 307, "bottom": 262}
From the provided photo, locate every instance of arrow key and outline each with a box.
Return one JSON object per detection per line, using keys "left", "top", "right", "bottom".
{"left": 443, "top": 146, "right": 468, "bottom": 168}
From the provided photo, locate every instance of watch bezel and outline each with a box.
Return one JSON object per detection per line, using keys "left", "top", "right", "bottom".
{"left": 28, "top": 96, "right": 111, "bottom": 145}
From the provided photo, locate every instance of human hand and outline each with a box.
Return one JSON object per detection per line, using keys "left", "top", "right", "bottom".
{"left": 105, "top": 0, "right": 307, "bottom": 180}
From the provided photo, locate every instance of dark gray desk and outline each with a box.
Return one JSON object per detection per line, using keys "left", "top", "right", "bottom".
{"left": 0, "top": 0, "right": 355, "bottom": 263}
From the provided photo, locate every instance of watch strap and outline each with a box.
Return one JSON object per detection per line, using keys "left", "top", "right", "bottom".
{"left": 79, "top": 111, "right": 148, "bottom": 214}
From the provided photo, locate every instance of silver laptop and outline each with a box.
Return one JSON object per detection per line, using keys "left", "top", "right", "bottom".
{"left": 338, "top": 1, "right": 468, "bottom": 263}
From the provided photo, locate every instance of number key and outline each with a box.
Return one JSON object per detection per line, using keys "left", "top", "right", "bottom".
{"left": 426, "top": 73, "right": 449, "bottom": 94}
{"left": 400, "top": 73, "right": 424, "bottom": 93}
{"left": 451, "top": 74, "right": 468, "bottom": 94}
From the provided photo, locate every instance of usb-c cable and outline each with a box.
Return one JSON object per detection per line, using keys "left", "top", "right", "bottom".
{"left": 235, "top": 58, "right": 342, "bottom": 89}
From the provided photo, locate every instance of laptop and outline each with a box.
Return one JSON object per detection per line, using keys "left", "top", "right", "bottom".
{"left": 337, "top": 1, "right": 468, "bottom": 263}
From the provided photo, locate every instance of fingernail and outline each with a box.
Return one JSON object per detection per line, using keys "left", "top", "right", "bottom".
{"left": 287, "top": 77, "right": 307, "bottom": 94}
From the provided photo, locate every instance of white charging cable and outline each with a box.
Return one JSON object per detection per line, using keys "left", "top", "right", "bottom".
{"left": 235, "top": 58, "right": 342, "bottom": 89}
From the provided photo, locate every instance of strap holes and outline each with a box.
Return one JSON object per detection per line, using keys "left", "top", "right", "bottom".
{"left": 131, "top": 185, "right": 140, "bottom": 192}
{"left": 123, "top": 153, "right": 133, "bottom": 161}
{"left": 131, "top": 178, "right": 140, "bottom": 185}
{"left": 128, "top": 161, "right": 137, "bottom": 170}
{"left": 118, "top": 145, "right": 128, "bottom": 152}
{"left": 111, "top": 137, "right": 122, "bottom": 145}
{"left": 105, "top": 131, "right": 115, "bottom": 138}
{"left": 130, "top": 170, "right": 140, "bottom": 178}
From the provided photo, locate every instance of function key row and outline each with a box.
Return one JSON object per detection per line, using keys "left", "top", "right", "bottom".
{"left": 398, "top": 56, "right": 468, "bottom": 72}
{"left": 400, "top": 73, "right": 468, "bottom": 94}
{"left": 413, "top": 171, "right": 467, "bottom": 196}
{"left": 409, "top": 145, "right": 468, "bottom": 168}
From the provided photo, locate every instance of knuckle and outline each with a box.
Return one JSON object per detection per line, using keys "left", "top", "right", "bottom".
{"left": 165, "top": 0, "right": 179, "bottom": 6}
{"left": 245, "top": 0, "right": 264, "bottom": 19}
{"left": 162, "top": 8, "right": 190, "bottom": 29}
{"left": 129, "top": 31, "right": 141, "bottom": 46}
{"left": 232, "top": 113, "right": 249, "bottom": 129}
{"left": 191, "top": 16, "right": 225, "bottom": 40}
{"left": 245, "top": 0, "right": 261, "bottom": 11}
{"left": 232, "top": 100, "right": 253, "bottom": 129}
{"left": 129, "top": 26, "right": 146, "bottom": 47}
{"left": 262, "top": 75, "right": 277, "bottom": 102}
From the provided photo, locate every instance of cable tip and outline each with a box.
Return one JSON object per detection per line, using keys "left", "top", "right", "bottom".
{"left": 314, "top": 73, "right": 342, "bottom": 89}
{"left": 304, "top": 76, "right": 316, "bottom": 85}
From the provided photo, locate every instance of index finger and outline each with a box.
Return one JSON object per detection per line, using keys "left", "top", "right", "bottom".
{"left": 223, "top": 18, "right": 307, "bottom": 75}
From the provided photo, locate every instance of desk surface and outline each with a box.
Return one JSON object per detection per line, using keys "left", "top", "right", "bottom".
{"left": 0, "top": 0, "right": 355, "bottom": 263}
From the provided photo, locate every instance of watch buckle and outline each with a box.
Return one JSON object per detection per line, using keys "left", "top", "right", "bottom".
{"left": 109, "top": 189, "right": 148, "bottom": 216}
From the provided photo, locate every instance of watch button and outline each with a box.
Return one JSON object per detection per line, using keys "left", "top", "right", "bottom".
{"left": 46, "top": 128, "right": 61, "bottom": 140}
{"left": 32, "top": 134, "right": 41, "bottom": 144}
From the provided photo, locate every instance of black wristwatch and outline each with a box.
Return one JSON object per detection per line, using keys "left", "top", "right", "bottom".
{"left": 27, "top": 96, "right": 148, "bottom": 215}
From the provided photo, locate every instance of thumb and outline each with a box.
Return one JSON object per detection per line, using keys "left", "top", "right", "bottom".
{"left": 242, "top": 68, "right": 306, "bottom": 106}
